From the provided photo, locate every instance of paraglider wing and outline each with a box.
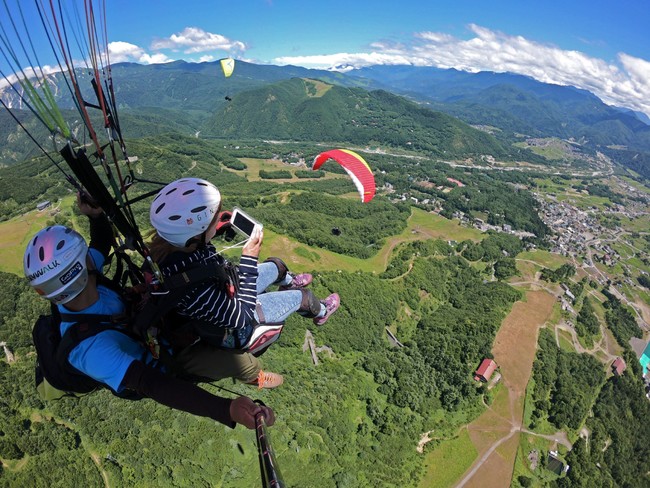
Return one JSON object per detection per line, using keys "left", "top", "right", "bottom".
{"left": 220, "top": 57, "right": 235, "bottom": 78}
{"left": 313, "top": 149, "right": 376, "bottom": 203}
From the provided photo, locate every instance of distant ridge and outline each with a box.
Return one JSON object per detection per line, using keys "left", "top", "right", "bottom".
{"left": 1, "top": 60, "right": 649, "bottom": 171}
{"left": 206, "top": 77, "right": 518, "bottom": 160}
{"left": 350, "top": 65, "right": 650, "bottom": 151}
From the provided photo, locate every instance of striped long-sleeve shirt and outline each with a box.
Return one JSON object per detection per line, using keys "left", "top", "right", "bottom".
{"left": 159, "top": 244, "right": 258, "bottom": 331}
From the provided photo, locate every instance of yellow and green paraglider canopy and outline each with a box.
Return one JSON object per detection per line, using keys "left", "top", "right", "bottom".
{"left": 220, "top": 57, "right": 235, "bottom": 78}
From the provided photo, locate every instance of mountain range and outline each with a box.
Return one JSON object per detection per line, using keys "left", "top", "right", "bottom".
{"left": 1, "top": 60, "right": 649, "bottom": 176}
{"left": 349, "top": 65, "right": 650, "bottom": 149}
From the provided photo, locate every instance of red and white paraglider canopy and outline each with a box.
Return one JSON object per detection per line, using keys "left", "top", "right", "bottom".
{"left": 312, "top": 149, "right": 376, "bottom": 203}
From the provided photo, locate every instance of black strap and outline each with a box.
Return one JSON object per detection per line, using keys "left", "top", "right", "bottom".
{"left": 59, "top": 144, "right": 143, "bottom": 253}
{"left": 130, "top": 261, "right": 232, "bottom": 340}
{"left": 88, "top": 213, "right": 113, "bottom": 260}
{"left": 55, "top": 321, "right": 123, "bottom": 392}
{"left": 59, "top": 312, "right": 125, "bottom": 324}
{"left": 162, "top": 262, "right": 229, "bottom": 290}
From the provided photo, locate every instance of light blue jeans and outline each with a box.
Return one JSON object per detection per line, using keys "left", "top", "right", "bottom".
{"left": 253, "top": 261, "right": 306, "bottom": 324}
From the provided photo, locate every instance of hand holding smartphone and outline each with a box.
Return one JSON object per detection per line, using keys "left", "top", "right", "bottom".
{"left": 230, "top": 207, "right": 263, "bottom": 238}
{"left": 234, "top": 207, "right": 263, "bottom": 257}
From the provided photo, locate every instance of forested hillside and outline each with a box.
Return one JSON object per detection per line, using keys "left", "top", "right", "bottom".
{"left": 0, "top": 226, "right": 521, "bottom": 486}
{"left": 207, "top": 78, "right": 522, "bottom": 161}
{"left": 351, "top": 65, "right": 650, "bottom": 152}
{"left": 4, "top": 61, "right": 649, "bottom": 178}
{"left": 1, "top": 75, "right": 538, "bottom": 168}
{"left": 0, "top": 135, "right": 550, "bottom": 251}
{"left": 528, "top": 327, "right": 650, "bottom": 487}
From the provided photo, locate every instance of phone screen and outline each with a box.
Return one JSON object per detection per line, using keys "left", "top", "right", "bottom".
{"left": 232, "top": 210, "right": 256, "bottom": 236}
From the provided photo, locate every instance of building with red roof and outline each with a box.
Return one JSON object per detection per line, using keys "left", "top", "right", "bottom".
{"left": 446, "top": 177, "right": 465, "bottom": 187}
{"left": 474, "top": 358, "right": 498, "bottom": 382}
{"left": 611, "top": 357, "right": 626, "bottom": 376}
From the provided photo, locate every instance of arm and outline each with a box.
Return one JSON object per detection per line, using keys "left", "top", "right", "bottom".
{"left": 88, "top": 213, "right": 113, "bottom": 259}
{"left": 121, "top": 361, "right": 274, "bottom": 429}
{"left": 179, "top": 279, "right": 256, "bottom": 330}
{"left": 77, "top": 192, "right": 113, "bottom": 259}
{"left": 170, "top": 225, "right": 263, "bottom": 330}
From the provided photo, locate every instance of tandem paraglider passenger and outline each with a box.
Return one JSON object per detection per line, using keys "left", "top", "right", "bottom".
{"left": 147, "top": 177, "right": 341, "bottom": 387}
{"left": 24, "top": 193, "right": 274, "bottom": 430}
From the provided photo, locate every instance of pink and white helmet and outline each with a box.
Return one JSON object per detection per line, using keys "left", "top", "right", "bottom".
{"left": 150, "top": 178, "right": 221, "bottom": 247}
{"left": 23, "top": 226, "right": 89, "bottom": 305}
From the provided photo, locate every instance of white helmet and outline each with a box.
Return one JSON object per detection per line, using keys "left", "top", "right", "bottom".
{"left": 23, "top": 226, "right": 89, "bottom": 305}
{"left": 150, "top": 178, "right": 221, "bottom": 247}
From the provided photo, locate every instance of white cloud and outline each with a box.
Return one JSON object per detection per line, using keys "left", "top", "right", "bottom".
{"left": 139, "top": 53, "right": 172, "bottom": 64}
{"left": 274, "top": 25, "right": 650, "bottom": 118}
{"left": 276, "top": 51, "right": 412, "bottom": 68}
{"left": 108, "top": 41, "right": 171, "bottom": 64}
{"left": 151, "top": 27, "right": 246, "bottom": 54}
{"left": 108, "top": 41, "right": 145, "bottom": 62}
{"left": 198, "top": 55, "right": 215, "bottom": 63}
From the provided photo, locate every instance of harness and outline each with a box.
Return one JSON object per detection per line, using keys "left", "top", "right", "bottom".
{"left": 32, "top": 273, "right": 144, "bottom": 400}
{"left": 33, "top": 305, "right": 137, "bottom": 400}
{"left": 131, "top": 260, "right": 237, "bottom": 355}
{"left": 133, "top": 258, "right": 283, "bottom": 356}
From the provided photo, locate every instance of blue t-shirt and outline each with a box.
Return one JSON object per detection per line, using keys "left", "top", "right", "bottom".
{"left": 58, "top": 249, "right": 154, "bottom": 393}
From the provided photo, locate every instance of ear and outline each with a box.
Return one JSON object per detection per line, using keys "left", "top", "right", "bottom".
{"left": 85, "top": 253, "right": 96, "bottom": 271}
{"left": 184, "top": 235, "right": 203, "bottom": 248}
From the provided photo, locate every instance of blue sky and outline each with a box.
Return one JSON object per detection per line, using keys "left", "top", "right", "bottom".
{"left": 106, "top": 0, "right": 649, "bottom": 64}
{"left": 2, "top": 0, "right": 650, "bottom": 117}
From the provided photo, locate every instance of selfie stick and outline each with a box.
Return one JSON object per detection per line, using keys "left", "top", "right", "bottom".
{"left": 255, "top": 411, "right": 285, "bottom": 488}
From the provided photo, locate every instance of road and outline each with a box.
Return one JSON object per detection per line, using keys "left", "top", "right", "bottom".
{"left": 453, "top": 289, "right": 559, "bottom": 488}
{"left": 259, "top": 140, "right": 612, "bottom": 177}
{"left": 554, "top": 320, "right": 617, "bottom": 362}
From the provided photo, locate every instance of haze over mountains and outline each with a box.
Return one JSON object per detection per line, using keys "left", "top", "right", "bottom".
{"left": 1, "top": 59, "right": 649, "bottom": 174}
{"left": 350, "top": 65, "right": 650, "bottom": 148}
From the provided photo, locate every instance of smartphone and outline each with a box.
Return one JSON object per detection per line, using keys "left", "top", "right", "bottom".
{"left": 230, "top": 207, "right": 262, "bottom": 237}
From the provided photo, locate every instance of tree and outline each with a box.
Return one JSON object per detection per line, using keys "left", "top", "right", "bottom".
{"left": 494, "top": 258, "right": 518, "bottom": 279}
{"left": 517, "top": 475, "right": 532, "bottom": 487}
{"left": 637, "top": 274, "right": 650, "bottom": 289}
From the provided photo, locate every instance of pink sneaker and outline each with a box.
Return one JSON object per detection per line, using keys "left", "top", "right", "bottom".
{"left": 313, "top": 293, "right": 340, "bottom": 326}
{"left": 279, "top": 273, "right": 313, "bottom": 291}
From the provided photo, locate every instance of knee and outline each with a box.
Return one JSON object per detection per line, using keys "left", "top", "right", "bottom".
{"left": 238, "top": 353, "right": 261, "bottom": 382}
{"left": 263, "top": 257, "right": 289, "bottom": 283}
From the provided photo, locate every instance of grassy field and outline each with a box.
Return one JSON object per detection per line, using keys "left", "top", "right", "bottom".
{"left": 0, "top": 198, "right": 483, "bottom": 278}
{"left": 233, "top": 157, "right": 345, "bottom": 183}
{"left": 418, "top": 427, "right": 478, "bottom": 488}
{"left": 517, "top": 250, "right": 569, "bottom": 270}
{"left": 258, "top": 207, "right": 483, "bottom": 274}
{"left": 610, "top": 240, "right": 637, "bottom": 260}
{"left": 563, "top": 194, "right": 611, "bottom": 210}
{"left": 0, "top": 195, "right": 77, "bottom": 275}
{"left": 303, "top": 78, "right": 333, "bottom": 97}
{"left": 532, "top": 175, "right": 631, "bottom": 211}
{"left": 532, "top": 177, "right": 583, "bottom": 196}
{"left": 557, "top": 328, "right": 575, "bottom": 352}
{"left": 514, "top": 139, "right": 569, "bottom": 160}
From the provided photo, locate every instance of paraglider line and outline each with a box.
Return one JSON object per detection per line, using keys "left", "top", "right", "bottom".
{"left": 0, "top": 97, "right": 83, "bottom": 192}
